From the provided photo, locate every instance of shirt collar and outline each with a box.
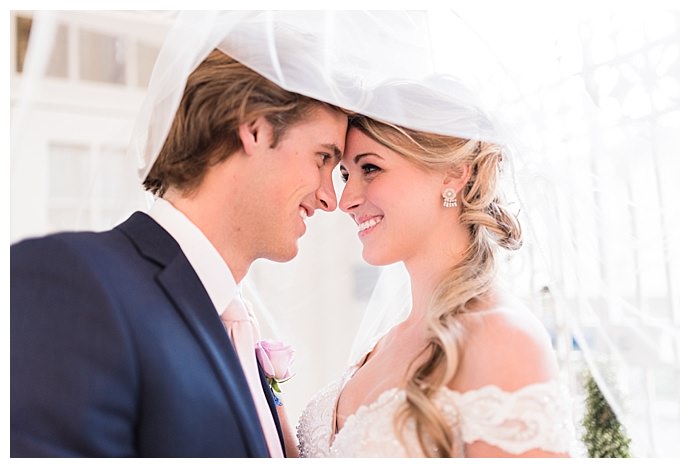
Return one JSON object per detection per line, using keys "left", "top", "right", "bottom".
{"left": 148, "top": 197, "right": 237, "bottom": 316}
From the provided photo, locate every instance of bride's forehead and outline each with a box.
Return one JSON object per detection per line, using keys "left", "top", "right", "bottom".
{"left": 343, "top": 130, "right": 382, "bottom": 158}
{"left": 345, "top": 128, "right": 369, "bottom": 144}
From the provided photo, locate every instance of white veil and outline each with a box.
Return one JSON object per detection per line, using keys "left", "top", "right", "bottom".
{"left": 10, "top": 9, "right": 679, "bottom": 457}
{"left": 130, "top": 11, "right": 505, "bottom": 183}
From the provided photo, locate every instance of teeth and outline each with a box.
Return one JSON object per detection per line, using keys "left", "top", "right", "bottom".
{"left": 357, "top": 217, "right": 382, "bottom": 232}
{"left": 299, "top": 207, "right": 307, "bottom": 219}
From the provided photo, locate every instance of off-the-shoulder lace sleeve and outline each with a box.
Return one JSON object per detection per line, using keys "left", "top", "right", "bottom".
{"left": 447, "top": 380, "right": 574, "bottom": 455}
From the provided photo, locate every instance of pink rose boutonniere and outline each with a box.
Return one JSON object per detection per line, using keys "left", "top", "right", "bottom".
{"left": 255, "top": 339, "right": 296, "bottom": 405}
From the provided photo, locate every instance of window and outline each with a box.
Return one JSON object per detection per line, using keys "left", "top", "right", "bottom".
{"left": 15, "top": 15, "right": 69, "bottom": 78}
{"left": 47, "top": 143, "right": 91, "bottom": 231}
{"left": 14, "top": 13, "right": 160, "bottom": 88}
{"left": 46, "top": 143, "right": 146, "bottom": 232}
{"left": 78, "top": 28, "right": 126, "bottom": 85}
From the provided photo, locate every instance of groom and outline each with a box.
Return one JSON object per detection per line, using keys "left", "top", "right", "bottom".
{"left": 10, "top": 49, "right": 347, "bottom": 457}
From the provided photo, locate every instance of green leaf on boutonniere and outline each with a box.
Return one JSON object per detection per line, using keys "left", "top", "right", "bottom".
{"left": 271, "top": 379, "right": 283, "bottom": 394}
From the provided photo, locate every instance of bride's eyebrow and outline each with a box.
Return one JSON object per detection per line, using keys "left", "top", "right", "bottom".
{"left": 354, "top": 153, "right": 382, "bottom": 164}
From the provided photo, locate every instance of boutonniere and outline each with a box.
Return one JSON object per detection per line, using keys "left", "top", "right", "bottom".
{"left": 255, "top": 339, "right": 296, "bottom": 406}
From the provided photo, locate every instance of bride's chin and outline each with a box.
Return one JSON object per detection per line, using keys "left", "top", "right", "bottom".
{"left": 361, "top": 249, "right": 395, "bottom": 267}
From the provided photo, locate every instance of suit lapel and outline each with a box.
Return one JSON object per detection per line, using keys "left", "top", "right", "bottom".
{"left": 117, "top": 213, "right": 270, "bottom": 457}
{"left": 158, "top": 259, "right": 269, "bottom": 456}
{"left": 257, "top": 363, "right": 286, "bottom": 454}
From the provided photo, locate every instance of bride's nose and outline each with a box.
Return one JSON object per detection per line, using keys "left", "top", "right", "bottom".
{"left": 338, "top": 177, "right": 363, "bottom": 213}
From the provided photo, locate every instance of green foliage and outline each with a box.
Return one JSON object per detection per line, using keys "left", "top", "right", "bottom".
{"left": 581, "top": 370, "right": 632, "bottom": 457}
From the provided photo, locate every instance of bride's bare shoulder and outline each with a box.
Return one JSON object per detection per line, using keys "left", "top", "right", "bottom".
{"left": 450, "top": 298, "right": 559, "bottom": 393}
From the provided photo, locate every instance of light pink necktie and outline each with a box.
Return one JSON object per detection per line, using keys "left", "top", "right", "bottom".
{"left": 221, "top": 296, "right": 283, "bottom": 458}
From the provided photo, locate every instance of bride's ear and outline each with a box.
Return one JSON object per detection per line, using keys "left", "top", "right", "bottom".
{"left": 442, "top": 163, "right": 472, "bottom": 194}
{"left": 238, "top": 117, "right": 272, "bottom": 155}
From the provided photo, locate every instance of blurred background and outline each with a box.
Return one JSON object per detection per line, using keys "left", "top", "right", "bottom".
{"left": 9, "top": 8, "right": 680, "bottom": 457}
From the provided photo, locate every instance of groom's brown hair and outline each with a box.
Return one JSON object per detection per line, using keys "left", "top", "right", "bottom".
{"left": 144, "top": 48, "right": 335, "bottom": 196}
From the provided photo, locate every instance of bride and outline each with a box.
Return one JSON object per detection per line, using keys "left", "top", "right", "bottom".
{"left": 296, "top": 107, "right": 574, "bottom": 457}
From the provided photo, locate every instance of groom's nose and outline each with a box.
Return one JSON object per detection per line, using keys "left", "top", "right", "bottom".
{"left": 315, "top": 173, "right": 337, "bottom": 212}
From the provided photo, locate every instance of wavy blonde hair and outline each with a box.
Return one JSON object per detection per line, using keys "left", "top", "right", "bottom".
{"left": 349, "top": 115, "right": 523, "bottom": 457}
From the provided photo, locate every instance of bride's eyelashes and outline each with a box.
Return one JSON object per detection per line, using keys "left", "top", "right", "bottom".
{"left": 361, "top": 163, "right": 381, "bottom": 176}
{"left": 339, "top": 162, "right": 382, "bottom": 183}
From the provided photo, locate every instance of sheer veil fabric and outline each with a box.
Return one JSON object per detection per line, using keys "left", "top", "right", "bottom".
{"left": 130, "top": 11, "right": 506, "bottom": 183}
{"left": 12, "top": 9, "right": 679, "bottom": 457}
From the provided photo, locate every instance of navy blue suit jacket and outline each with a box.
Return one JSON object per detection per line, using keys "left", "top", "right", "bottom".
{"left": 11, "top": 212, "right": 284, "bottom": 457}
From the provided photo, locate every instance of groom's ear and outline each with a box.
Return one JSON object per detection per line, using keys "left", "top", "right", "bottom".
{"left": 238, "top": 117, "right": 272, "bottom": 156}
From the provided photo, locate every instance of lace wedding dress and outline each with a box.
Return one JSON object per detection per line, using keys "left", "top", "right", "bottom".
{"left": 297, "top": 366, "right": 574, "bottom": 457}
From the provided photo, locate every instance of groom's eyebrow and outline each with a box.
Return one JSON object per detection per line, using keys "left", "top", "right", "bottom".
{"left": 321, "top": 143, "right": 342, "bottom": 162}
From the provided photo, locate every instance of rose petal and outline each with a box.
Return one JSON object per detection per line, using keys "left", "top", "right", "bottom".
{"left": 256, "top": 339, "right": 295, "bottom": 381}
{"left": 255, "top": 341, "right": 275, "bottom": 378}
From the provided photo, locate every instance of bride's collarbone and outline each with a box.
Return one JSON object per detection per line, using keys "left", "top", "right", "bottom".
{"left": 347, "top": 361, "right": 404, "bottom": 399}
{"left": 337, "top": 345, "right": 426, "bottom": 426}
{"left": 336, "top": 373, "right": 402, "bottom": 430}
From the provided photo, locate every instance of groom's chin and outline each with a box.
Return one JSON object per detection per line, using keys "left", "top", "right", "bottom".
{"left": 264, "top": 245, "right": 299, "bottom": 263}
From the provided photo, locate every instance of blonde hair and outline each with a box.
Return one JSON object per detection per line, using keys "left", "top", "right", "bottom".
{"left": 349, "top": 115, "right": 522, "bottom": 457}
